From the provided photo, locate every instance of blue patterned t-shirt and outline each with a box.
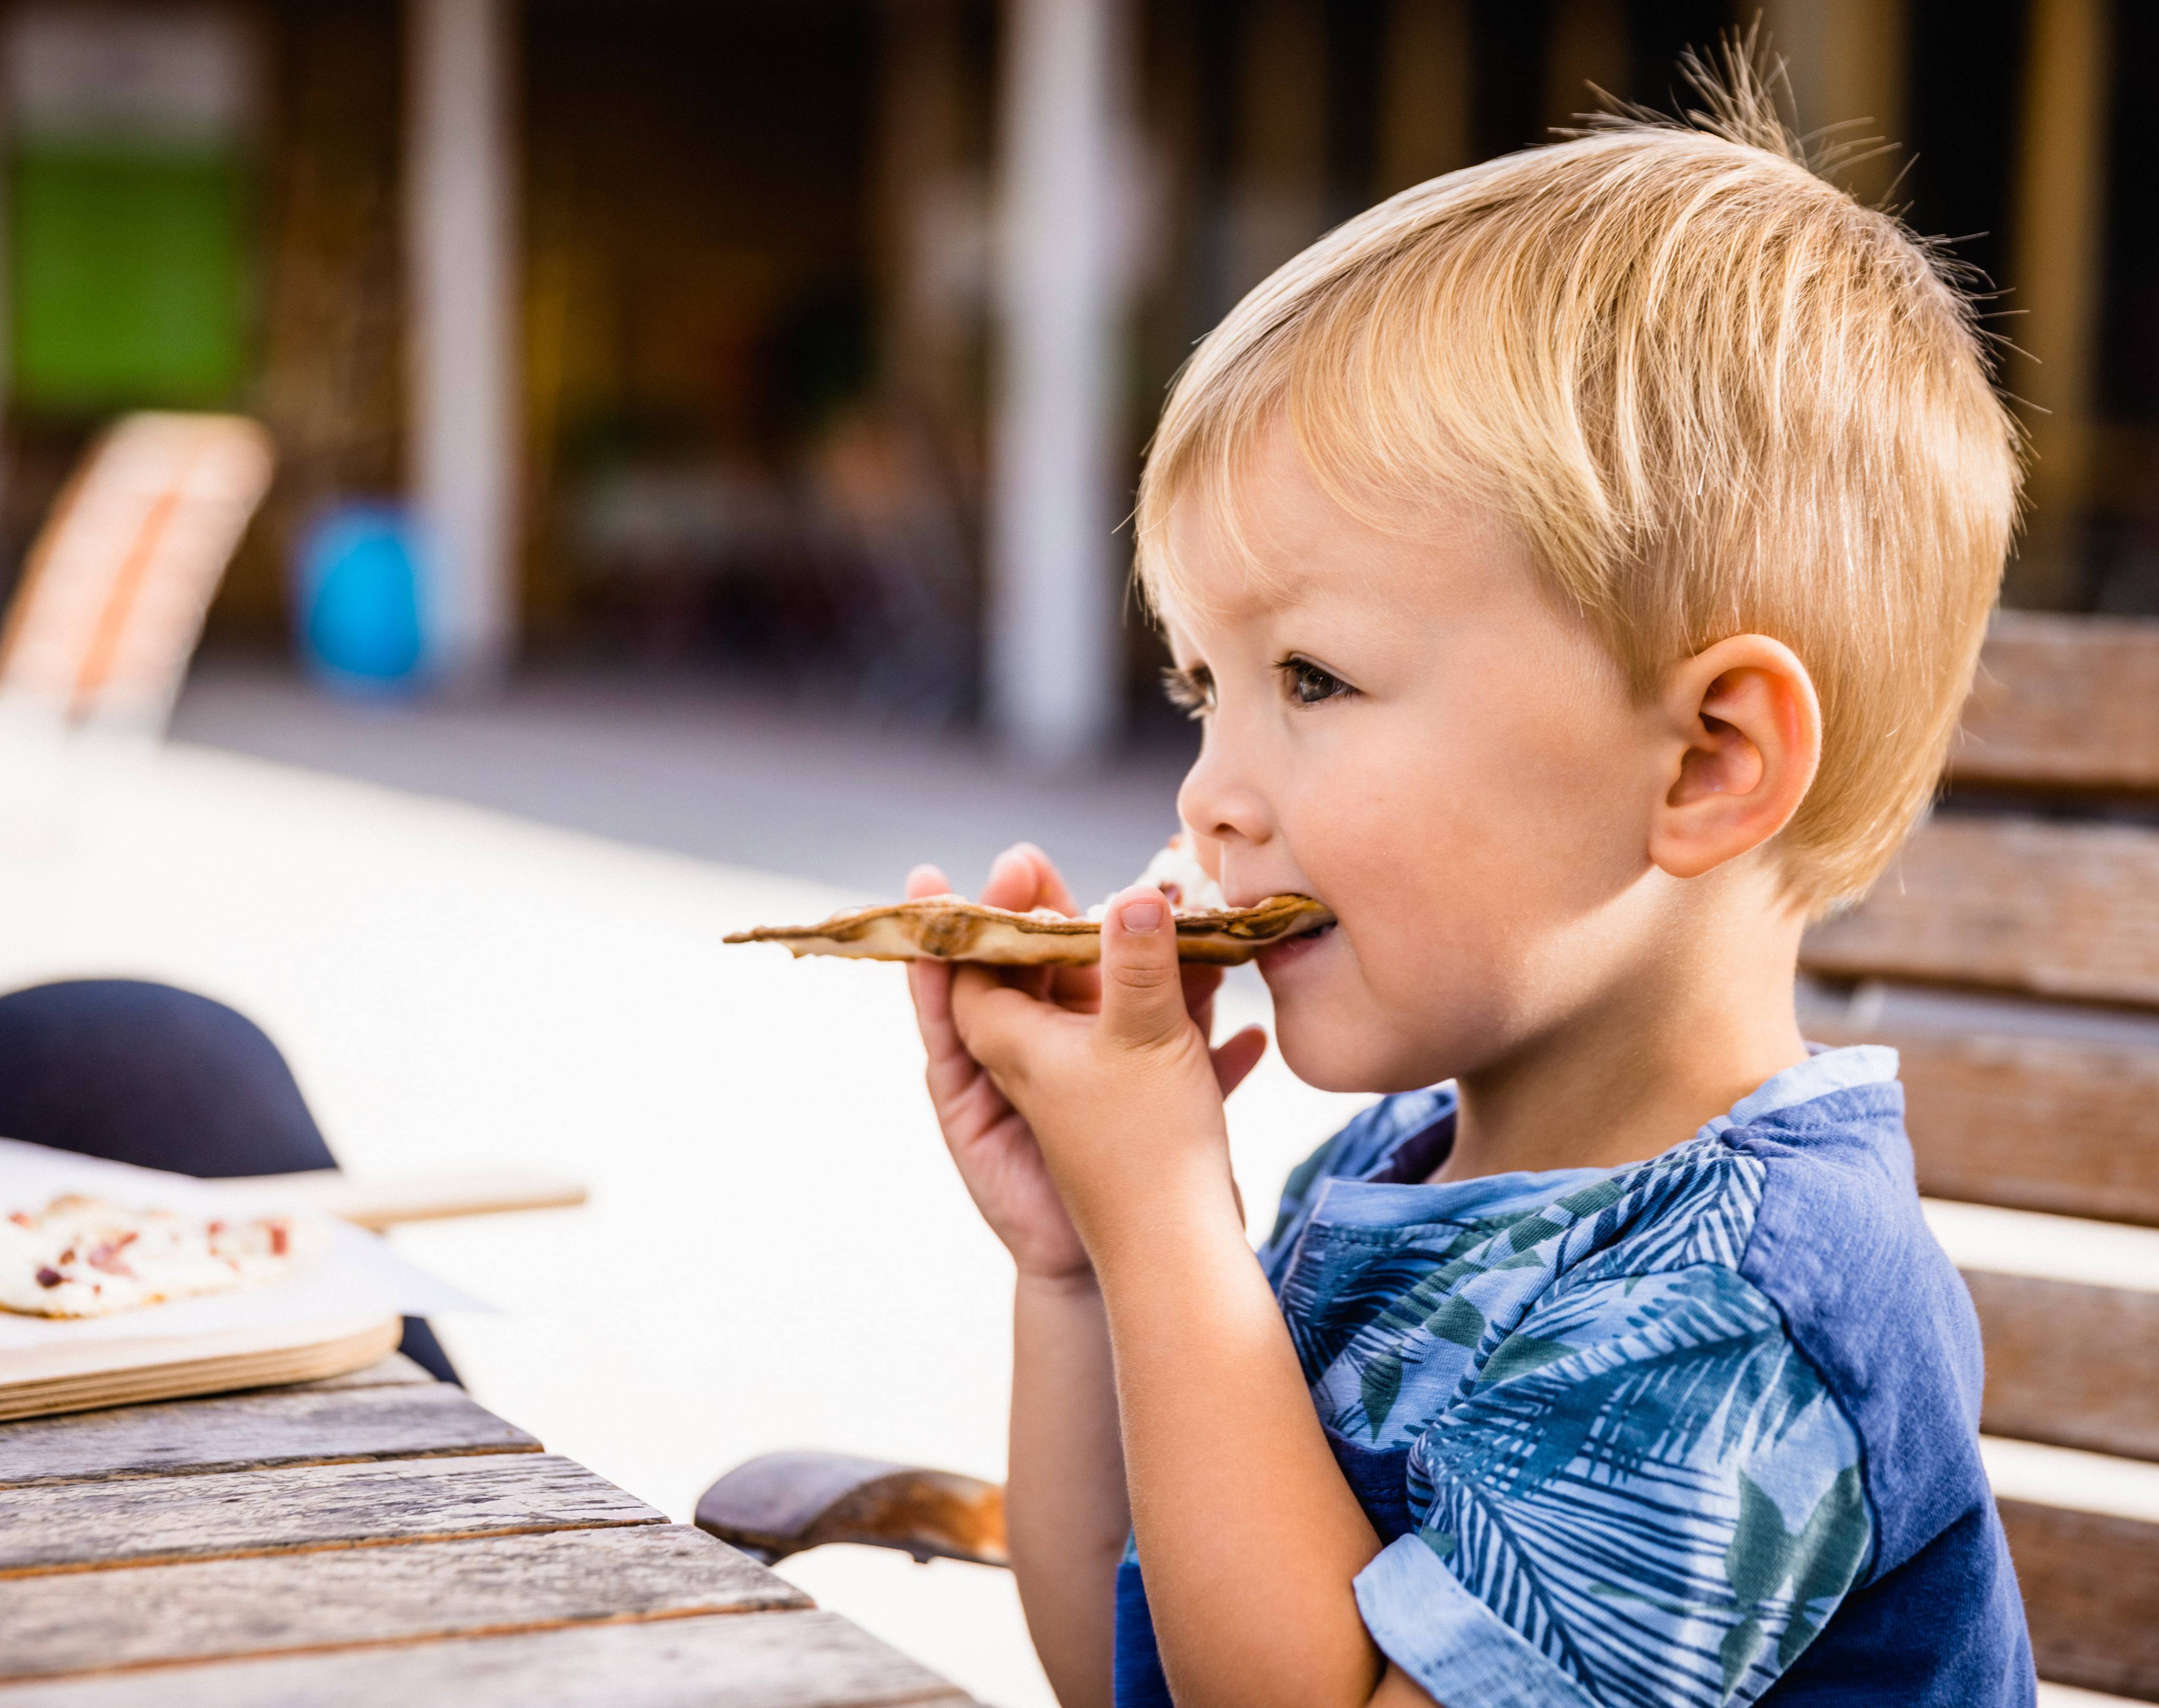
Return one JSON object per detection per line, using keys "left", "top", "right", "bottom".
{"left": 1111, "top": 1047, "right": 2035, "bottom": 1707}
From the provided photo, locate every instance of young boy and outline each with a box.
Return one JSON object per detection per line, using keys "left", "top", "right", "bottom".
{"left": 903, "top": 68, "right": 2032, "bottom": 1708}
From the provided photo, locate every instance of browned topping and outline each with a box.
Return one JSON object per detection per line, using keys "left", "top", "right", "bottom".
{"left": 270, "top": 1223, "right": 290, "bottom": 1256}
{"left": 726, "top": 891, "right": 1333, "bottom": 966}
{"left": 85, "top": 1237, "right": 139, "bottom": 1278}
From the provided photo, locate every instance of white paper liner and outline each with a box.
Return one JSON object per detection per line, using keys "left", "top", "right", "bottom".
{"left": 0, "top": 1138, "right": 490, "bottom": 1349}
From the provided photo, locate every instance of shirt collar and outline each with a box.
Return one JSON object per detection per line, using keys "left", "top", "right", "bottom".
{"left": 1363, "top": 1043, "right": 1902, "bottom": 1185}
{"left": 1696, "top": 1043, "right": 1901, "bottom": 1140}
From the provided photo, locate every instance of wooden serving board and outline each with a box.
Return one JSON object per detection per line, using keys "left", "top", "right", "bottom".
{"left": 0, "top": 1311, "right": 399, "bottom": 1423}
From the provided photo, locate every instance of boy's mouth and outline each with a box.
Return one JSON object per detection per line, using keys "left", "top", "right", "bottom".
{"left": 1257, "top": 914, "right": 1337, "bottom": 972}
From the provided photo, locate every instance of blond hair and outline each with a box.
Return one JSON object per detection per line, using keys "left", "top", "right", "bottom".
{"left": 1134, "top": 53, "right": 2021, "bottom": 914}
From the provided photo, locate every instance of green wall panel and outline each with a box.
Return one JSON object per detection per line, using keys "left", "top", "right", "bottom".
{"left": 9, "top": 145, "right": 249, "bottom": 413}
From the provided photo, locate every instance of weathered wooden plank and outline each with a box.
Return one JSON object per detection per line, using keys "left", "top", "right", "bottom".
{"left": 0, "top": 1525, "right": 808, "bottom": 1680}
{"left": 1967, "top": 1273, "right": 2159, "bottom": 1463}
{"left": 2000, "top": 1498, "right": 2159, "bottom": 1700}
{"left": 280, "top": 1352, "right": 436, "bottom": 1392}
{"left": 1801, "top": 816, "right": 2159, "bottom": 1008}
{"left": 0, "top": 1608, "right": 974, "bottom": 1706}
{"left": 0, "top": 1452, "right": 660, "bottom": 1575}
{"left": 1954, "top": 612, "right": 2159, "bottom": 794}
{"left": 0, "top": 1382, "right": 534, "bottom": 1489}
{"left": 1804, "top": 1020, "right": 2159, "bottom": 1226}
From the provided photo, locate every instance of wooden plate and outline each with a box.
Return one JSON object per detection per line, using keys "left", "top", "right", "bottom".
{"left": 0, "top": 1312, "right": 401, "bottom": 1422}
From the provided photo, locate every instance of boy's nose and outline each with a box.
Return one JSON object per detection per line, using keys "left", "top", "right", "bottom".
{"left": 1177, "top": 741, "right": 1275, "bottom": 853}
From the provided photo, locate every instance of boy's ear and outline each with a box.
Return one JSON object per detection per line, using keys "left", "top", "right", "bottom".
{"left": 1647, "top": 634, "right": 1822, "bottom": 883}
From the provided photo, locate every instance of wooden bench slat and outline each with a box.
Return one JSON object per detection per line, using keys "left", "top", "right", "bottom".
{"left": 0, "top": 1452, "right": 662, "bottom": 1576}
{"left": 1967, "top": 1273, "right": 2159, "bottom": 1463}
{"left": 0, "top": 1607, "right": 975, "bottom": 1706}
{"left": 1956, "top": 613, "right": 2159, "bottom": 794}
{"left": 1927, "top": 1202, "right": 2159, "bottom": 1298}
{"left": 0, "top": 1525, "right": 807, "bottom": 1681}
{"left": 2000, "top": 1499, "right": 2159, "bottom": 1700}
{"left": 1803, "top": 1021, "right": 2159, "bottom": 1226}
{"left": 1801, "top": 817, "right": 2159, "bottom": 1008}
{"left": 0, "top": 1383, "right": 534, "bottom": 1489}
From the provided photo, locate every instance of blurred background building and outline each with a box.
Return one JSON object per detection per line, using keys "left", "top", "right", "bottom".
{"left": 0, "top": 0, "right": 2140, "bottom": 762}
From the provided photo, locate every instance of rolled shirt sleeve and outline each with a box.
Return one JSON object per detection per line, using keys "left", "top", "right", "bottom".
{"left": 1357, "top": 1530, "right": 1600, "bottom": 1707}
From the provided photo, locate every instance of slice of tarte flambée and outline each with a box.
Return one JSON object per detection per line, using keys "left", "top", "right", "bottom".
{"left": 725, "top": 836, "right": 1334, "bottom": 967}
{"left": 0, "top": 1195, "right": 324, "bottom": 1319}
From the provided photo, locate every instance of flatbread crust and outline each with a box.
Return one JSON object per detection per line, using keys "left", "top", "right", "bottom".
{"left": 724, "top": 892, "right": 1334, "bottom": 966}
{"left": 0, "top": 1195, "right": 320, "bottom": 1319}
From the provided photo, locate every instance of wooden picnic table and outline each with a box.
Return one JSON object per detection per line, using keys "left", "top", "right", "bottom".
{"left": 0, "top": 1353, "right": 976, "bottom": 1705}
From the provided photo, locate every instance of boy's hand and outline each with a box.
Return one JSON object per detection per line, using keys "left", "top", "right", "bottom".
{"left": 907, "top": 848, "right": 1096, "bottom": 1282}
{"left": 949, "top": 885, "right": 1269, "bottom": 1262}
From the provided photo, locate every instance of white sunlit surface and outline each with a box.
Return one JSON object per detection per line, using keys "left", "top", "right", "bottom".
{"left": 0, "top": 734, "right": 1370, "bottom": 1708}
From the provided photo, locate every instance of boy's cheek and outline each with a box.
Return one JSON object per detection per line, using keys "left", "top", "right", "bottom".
{"left": 1266, "top": 928, "right": 1523, "bottom": 1093}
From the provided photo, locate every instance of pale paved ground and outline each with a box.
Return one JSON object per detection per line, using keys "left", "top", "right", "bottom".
{"left": 0, "top": 726, "right": 1368, "bottom": 1708}
{"left": 171, "top": 658, "right": 1199, "bottom": 904}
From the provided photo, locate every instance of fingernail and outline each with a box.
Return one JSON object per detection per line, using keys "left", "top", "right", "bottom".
{"left": 1120, "top": 896, "right": 1165, "bottom": 934}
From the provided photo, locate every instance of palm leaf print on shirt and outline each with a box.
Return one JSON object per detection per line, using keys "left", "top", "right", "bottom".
{"left": 1408, "top": 1265, "right": 1868, "bottom": 1708}
{"left": 1720, "top": 1467, "right": 1871, "bottom": 1690}
{"left": 1331, "top": 1158, "right": 1728, "bottom": 1442}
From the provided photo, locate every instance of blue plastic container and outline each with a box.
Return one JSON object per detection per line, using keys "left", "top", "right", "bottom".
{"left": 294, "top": 505, "right": 426, "bottom": 693}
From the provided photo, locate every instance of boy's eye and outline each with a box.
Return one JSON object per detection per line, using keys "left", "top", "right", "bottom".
{"left": 1280, "top": 656, "right": 1354, "bottom": 706}
{"left": 1161, "top": 664, "right": 1215, "bottom": 719}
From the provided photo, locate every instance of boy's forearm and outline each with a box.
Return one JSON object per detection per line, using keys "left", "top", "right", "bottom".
{"left": 1090, "top": 1179, "right": 1392, "bottom": 1708}
{"left": 1009, "top": 1270, "right": 1129, "bottom": 1708}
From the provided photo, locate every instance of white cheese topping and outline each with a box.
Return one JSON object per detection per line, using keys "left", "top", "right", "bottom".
{"left": 1086, "top": 832, "right": 1228, "bottom": 920}
{"left": 0, "top": 1194, "right": 320, "bottom": 1318}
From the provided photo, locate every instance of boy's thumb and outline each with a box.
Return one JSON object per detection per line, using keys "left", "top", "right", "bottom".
{"left": 1098, "top": 886, "right": 1188, "bottom": 1046}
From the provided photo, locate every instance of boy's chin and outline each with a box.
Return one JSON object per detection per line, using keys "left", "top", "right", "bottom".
{"left": 1271, "top": 1005, "right": 1432, "bottom": 1096}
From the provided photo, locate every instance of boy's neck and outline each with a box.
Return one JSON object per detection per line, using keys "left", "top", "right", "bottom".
{"left": 1428, "top": 898, "right": 1811, "bottom": 1185}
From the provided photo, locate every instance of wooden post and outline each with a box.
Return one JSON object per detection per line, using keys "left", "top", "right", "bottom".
{"left": 1761, "top": 0, "right": 1908, "bottom": 204}
{"left": 873, "top": 0, "right": 974, "bottom": 429}
{"left": 1376, "top": 0, "right": 1472, "bottom": 196}
{"left": 406, "top": 0, "right": 519, "bottom": 687}
{"left": 1542, "top": 0, "right": 1629, "bottom": 136}
{"left": 988, "top": 0, "right": 1134, "bottom": 762}
{"left": 2007, "top": 0, "right": 2111, "bottom": 609}
{"left": 1228, "top": 0, "right": 1327, "bottom": 287}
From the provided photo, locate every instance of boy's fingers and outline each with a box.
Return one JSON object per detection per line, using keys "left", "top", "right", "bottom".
{"left": 904, "top": 866, "right": 962, "bottom": 1051}
{"left": 949, "top": 964, "right": 1039, "bottom": 1074}
{"left": 1048, "top": 958, "right": 1103, "bottom": 1012}
{"left": 1097, "top": 886, "right": 1189, "bottom": 1047}
{"left": 1010, "top": 842, "right": 1080, "bottom": 917}
{"left": 907, "top": 956, "right": 956, "bottom": 1041}
{"left": 1210, "top": 1025, "right": 1268, "bottom": 1098}
{"left": 979, "top": 845, "right": 1040, "bottom": 911}
{"left": 1179, "top": 963, "right": 1223, "bottom": 1031}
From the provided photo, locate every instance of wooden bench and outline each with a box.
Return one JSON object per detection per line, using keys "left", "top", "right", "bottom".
{"left": 0, "top": 412, "right": 274, "bottom": 734}
{"left": 701, "top": 609, "right": 2159, "bottom": 1702}
{"left": 1802, "top": 608, "right": 2159, "bottom": 1701}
